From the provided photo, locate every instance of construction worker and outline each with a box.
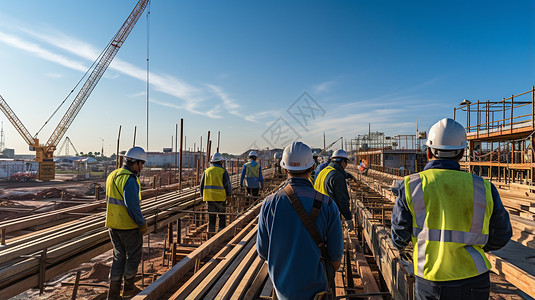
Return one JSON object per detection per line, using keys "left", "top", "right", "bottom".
{"left": 105, "top": 146, "right": 149, "bottom": 299}
{"left": 200, "top": 153, "right": 232, "bottom": 233}
{"left": 314, "top": 149, "right": 355, "bottom": 231}
{"left": 273, "top": 152, "right": 282, "bottom": 175}
{"left": 391, "top": 118, "right": 512, "bottom": 300}
{"left": 240, "top": 150, "right": 263, "bottom": 196}
{"left": 257, "top": 141, "right": 344, "bottom": 300}
{"left": 310, "top": 150, "right": 321, "bottom": 180}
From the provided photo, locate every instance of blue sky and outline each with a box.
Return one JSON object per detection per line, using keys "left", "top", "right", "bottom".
{"left": 0, "top": 0, "right": 533, "bottom": 156}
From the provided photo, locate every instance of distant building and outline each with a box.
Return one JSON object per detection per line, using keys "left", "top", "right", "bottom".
{"left": 146, "top": 151, "right": 203, "bottom": 168}
{"left": 0, "top": 159, "right": 39, "bottom": 180}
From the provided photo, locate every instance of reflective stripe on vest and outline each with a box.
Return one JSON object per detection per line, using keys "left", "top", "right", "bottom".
{"left": 314, "top": 166, "right": 335, "bottom": 196}
{"left": 245, "top": 162, "right": 260, "bottom": 178}
{"left": 203, "top": 166, "right": 227, "bottom": 201}
{"left": 105, "top": 168, "right": 142, "bottom": 229}
{"left": 405, "top": 169, "right": 493, "bottom": 281}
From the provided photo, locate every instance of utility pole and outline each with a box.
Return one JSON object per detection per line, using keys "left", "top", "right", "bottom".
{"left": 99, "top": 137, "right": 104, "bottom": 157}
{"left": 133, "top": 126, "right": 137, "bottom": 147}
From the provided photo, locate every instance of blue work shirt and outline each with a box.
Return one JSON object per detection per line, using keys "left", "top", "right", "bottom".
{"left": 122, "top": 165, "right": 146, "bottom": 227}
{"left": 257, "top": 177, "right": 344, "bottom": 300}
{"left": 391, "top": 159, "right": 512, "bottom": 252}
{"left": 240, "top": 160, "right": 263, "bottom": 188}
{"left": 314, "top": 160, "right": 330, "bottom": 178}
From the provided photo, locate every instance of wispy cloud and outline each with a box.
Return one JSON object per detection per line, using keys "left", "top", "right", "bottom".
{"left": 0, "top": 31, "right": 88, "bottom": 72}
{"left": 314, "top": 80, "right": 337, "bottom": 93}
{"left": 45, "top": 73, "right": 62, "bottom": 79}
{"left": 0, "top": 21, "right": 251, "bottom": 120}
{"left": 206, "top": 84, "right": 242, "bottom": 117}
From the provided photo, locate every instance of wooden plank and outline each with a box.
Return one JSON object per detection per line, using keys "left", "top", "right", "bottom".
{"left": 230, "top": 255, "right": 265, "bottom": 299}
{"left": 169, "top": 220, "right": 258, "bottom": 300}
{"left": 132, "top": 202, "right": 262, "bottom": 300}
{"left": 334, "top": 269, "right": 344, "bottom": 297}
{"left": 0, "top": 241, "right": 112, "bottom": 299}
{"left": 486, "top": 253, "right": 535, "bottom": 298}
{"left": 351, "top": 240, "right": 382, "bottom": 300}
{"left": 243, "top": 261, "right": 268, "bottom": 300}
{"left": 208, "top": 238, "right": 257, "bottom": 299}
{"left": 188, "top": 228, "right": 257, "bottom": 299}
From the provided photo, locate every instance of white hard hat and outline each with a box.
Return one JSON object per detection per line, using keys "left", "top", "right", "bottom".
{"left": 274, "top": 152, "right": 281, "bottom": 159}
{"left": 331, "top": 149, "right": 348, "bottom": 161}
{"left": 280, "top": 141, "right": 315, "bottom": 171}
{"left": 249, "top": 151, "right": 258, "bottom": 158}
{"left": 426, "top": 118, "right": 467, "bottom": 152}
{"left": 124, "top": 146, "right": 147, "bottom": 162}
{"left": 211, "top": 152, "right": 224, "bottom": 163}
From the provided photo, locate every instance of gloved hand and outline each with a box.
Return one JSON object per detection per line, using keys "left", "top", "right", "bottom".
{"left": 345, "top": 219, "right": 354, "bottom": 231}
{"left": 139, "top": 223, "right": 148, "bottom": 235}
{"left": 398, "top": 248, "right": 411, "bottom": 262}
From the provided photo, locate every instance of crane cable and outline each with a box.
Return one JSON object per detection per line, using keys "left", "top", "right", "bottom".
{"left": 146, "top": 0, "right": 151, "bottom": 151}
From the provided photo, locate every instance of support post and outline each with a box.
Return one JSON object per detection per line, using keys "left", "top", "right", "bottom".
{"left": 39, "top": 248, "right": 48, "bottom": 295}
{"left": 70, "top": 270, "right": 81, "bottom": 300}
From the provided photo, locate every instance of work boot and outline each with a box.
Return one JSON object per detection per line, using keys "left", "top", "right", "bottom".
{"left": 107, "top": 280, "right": 122, "bottom": 300}
{"left": 122, "top": 276, "right": 142, "bottom": 297}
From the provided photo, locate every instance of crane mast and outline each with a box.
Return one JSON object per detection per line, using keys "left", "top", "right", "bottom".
{"left": 0, "top": 0, "right": 149, "bottom": 180}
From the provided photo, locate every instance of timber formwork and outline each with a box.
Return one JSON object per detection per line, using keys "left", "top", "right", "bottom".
{"left": 0, "top": 169, "right": 271, "bottom": 299}
{"left": 455, "top": 87, "right": 535, "bottom": 190}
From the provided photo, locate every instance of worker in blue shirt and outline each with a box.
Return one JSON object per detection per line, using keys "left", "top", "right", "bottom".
{"left": 105, "top": 146, "right": 149, "bottom": 299}
{"left": 240, "top": 150, "right": 263, "bottom": 196}
{"left": 391, "top": 118, "right": 512, "bottom": 300}
{"left": 314, "top": 149, "right": 356, "bottom": 231}
{"left": 257, "top": 142, "right": 344, "bottom": 300}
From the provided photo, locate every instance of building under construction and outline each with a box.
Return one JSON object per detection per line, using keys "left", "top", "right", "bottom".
{"left": 348, "top": 130, "right": 427, "bottom": 176}
{"left": 455, "top": 87, "right": 535, "bottom": 190}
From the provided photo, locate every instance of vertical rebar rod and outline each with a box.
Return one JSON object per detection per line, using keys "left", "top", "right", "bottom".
{"left": 179, "top": 118, "right": 184, "bottom": 191}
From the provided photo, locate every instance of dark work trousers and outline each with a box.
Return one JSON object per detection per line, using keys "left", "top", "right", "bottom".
{"left": 108, "top": 228, "right": 142, "bottom": 281}
{"left": 207, "top": 201, "right": 226, "bottom": 232}
{"left": 246, "top": 188, "right": 259, "bottom": 196}
{"left": 415, "top": 272, "right": 490, "bottom": 300}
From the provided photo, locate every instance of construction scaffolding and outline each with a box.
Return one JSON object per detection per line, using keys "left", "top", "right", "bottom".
{"left": 454, "top": 86, "right": 535, "bottom": 187}
{"left": 347, "top": 131, "right": 426, "bottom": 174}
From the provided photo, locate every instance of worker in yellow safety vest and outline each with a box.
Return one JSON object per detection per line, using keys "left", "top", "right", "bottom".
{"left": 240, "top": 150, "right": 263, "bottom": 196}
{"left": 105, "top": 146, "right": 149, "bottom": 299}
{"left": 391, "top": 118, "right": 512, "bottom": 300}
{"left": 314, "top": 149, "right": 355, "bottom": 231}
{"left": 200, "top": 153, "right": 232, "bottom": 232}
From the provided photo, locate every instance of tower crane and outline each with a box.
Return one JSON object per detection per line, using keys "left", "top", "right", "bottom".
{"left": 0, "top": 0, "right": 149, "bottom": 180}
{"left": 318, "top": 136, "right": 343, "bottom": 156}
{"left": 57, "top": 137, "right": 79, "bottom": 156}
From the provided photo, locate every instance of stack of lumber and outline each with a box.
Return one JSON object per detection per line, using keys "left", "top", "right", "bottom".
{"left": 133, "top": 202, "right": 263, "bottom": 300}
{"left": 0, "top": 174, "right": 239, "bottom": 299}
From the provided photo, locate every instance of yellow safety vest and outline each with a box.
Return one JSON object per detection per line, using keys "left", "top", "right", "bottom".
{"left": 203, "top": 166, "right": 227, "bottom": 201}
{"left": 314, "top": 166, "right": 335, "bottom": 196}
{"left": 404, "top": 169, "right": 493, "bottom": 281}
{"left": 245, "top": 162, "right": 260, "bottom": 178}
{"left": 105, "top": 168, "right": 142, "bottom": 229}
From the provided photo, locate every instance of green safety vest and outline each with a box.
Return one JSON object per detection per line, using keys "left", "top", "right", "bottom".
{"left": 404, "top": 168, "right": 493, "bottom": 281}
{"left": 105, "top": 168, "right": 142, "bottom": 229}
{"left": 245, "top": 162, "right": 260, "bottom": 178}
{"left": 203, "top": 166, "right": 227, "bottom": 201}
{"left": 314, "top": 166, "right": 335, "bottom": 196}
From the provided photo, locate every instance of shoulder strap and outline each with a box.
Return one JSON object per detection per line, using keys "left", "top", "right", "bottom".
{"left": 283, "top": 184, "right": 327, "bottom": 257}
